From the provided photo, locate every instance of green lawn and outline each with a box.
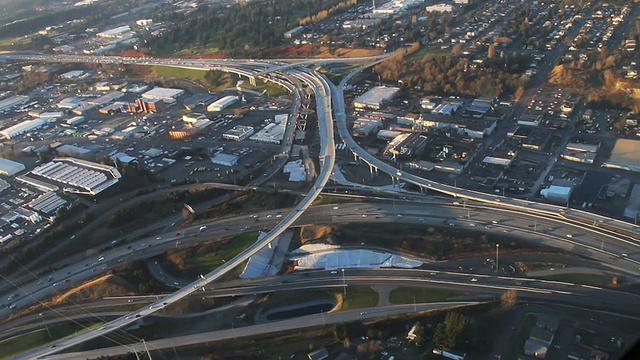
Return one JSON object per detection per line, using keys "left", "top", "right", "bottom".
{"left": 389, "top": 287, "right": 476, "bottom": 304}
{"left": 196, "top": 231, "right": 259, "bottom": 271}
{"left": 403, "top": 46, "right": 451, "bottom": 61}
{"left": 0, "top": 322, "right": 104, "bottom": 358}
{"left": 341, "top": 286, "right": 378, "bottom": 310}
{"left": 312, "top": 196, "right": 357, "bottom": 206}
{"left": 532, "top": 273, "right": 621, "bottom": 287}
{"left": 507, "top": 313, "right": 536, "bottom": 359}
{"left": 153, "top": 66, "right": 208, "bottom": 81}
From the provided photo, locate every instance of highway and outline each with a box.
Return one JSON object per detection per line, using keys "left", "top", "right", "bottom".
{"left": 7, "top": 63, "right": 337, "bottom": 359}
{"left": 0, "top": 50, "right": 638, "bottom": 357}
{"left": 4, "top": 199, "right": 640, "bottom": 321}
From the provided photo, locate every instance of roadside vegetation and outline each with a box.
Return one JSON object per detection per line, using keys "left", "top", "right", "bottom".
{"left": 296, "top": 223, "right": 555, "bottom": 260}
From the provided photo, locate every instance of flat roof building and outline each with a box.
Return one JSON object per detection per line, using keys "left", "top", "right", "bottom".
{"left": 207, "top": 95, "right": 239, "bottom": 112}
{"left": 353, "top": 86, "right": 399, "bottom": 110}
{"left": 223, "top": 125, "right": 254, "bottom": 141}
{"left": 30, "top": 158, "right": 121, "bottom": 196}
{"left": 141, "top": 87, "right": 185, "bottom": 102}
{"left": 211, "top": 153, "right": 239, "bottom": 167}
{"left": 603, "top": 139, "right": 640, "bottom": 172}
{"left": 250, "top": 121, "right": 286, "bottom": 144}
{"left": 0, "top": 118, "right": 48, "bottom": 139}
{"left": 0, "top": 158, "right": 25, "bottom": 176}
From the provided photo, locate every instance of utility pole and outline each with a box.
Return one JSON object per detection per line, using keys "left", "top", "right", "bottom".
{"left": 341, "top": 268, "right": 346, "bottom": 297}
{"left": 496, "top": 244, "right": 500, "bottom": 273}
{"left": 39, "top": 313, "right": 52, "bottom": 338}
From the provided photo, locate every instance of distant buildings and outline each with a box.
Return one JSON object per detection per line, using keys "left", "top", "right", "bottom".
{"left": 141, "top": 87, "right": 185, "bottom": 103}
{"left": 0, "top": 118, "right": 48, "bottom": 139}
{"left": 28, "top": 158, "right": 121, "bottom": 196}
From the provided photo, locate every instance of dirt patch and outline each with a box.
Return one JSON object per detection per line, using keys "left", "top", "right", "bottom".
{"left": 51, "top": 274, "right": 135, "bottom": 305}
{"left": 300, "top": 225, "right": 337, "bottom": 244}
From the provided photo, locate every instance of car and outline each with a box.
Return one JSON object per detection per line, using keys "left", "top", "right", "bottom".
{"left": 125, "top": 316, "right": 132, "bottom": 320}
{"left": 98, "top": 256, "right": 105, "bottom": 261}
{"left": 173, "top": 282, "right": 179, "bottom": 286}
{"left": 621, "top": 253, "right": 628, "bottom": 257}
{"left": 276, "top": 214, "right": 282, "bottom": 218}
{"left": 360, "top": 311, "right": 367, "bottom": 315}
{"left": 52, "top": 282, "right": 59, "bottom": 287}
{"left": 396, "top": 214, "right": 403, "bottom": 218}
{"left": 330, "top": 270, "right": 337, "bottom": 274}
{"left": 156, "top": 236, "right": 162, "bottom": 240}
{"left": 566, "top": 234, "right": 573, "bottom": 238}
{"left": 127, "top": 299, "right": 134, "bottom": 303}
{"left": 332, "top": 206, "right": 339, "bottom": 210}
{"left": 470, "top": 278, "right": 478, "bottom": 282}
{"left": 362, "top": 214, "right": 368, "bottom": 217}
{"left": 199, "top": 226, "right": 207, "bottom": 231}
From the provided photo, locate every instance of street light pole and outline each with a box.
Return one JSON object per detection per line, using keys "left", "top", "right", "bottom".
{"left": 496, "top": 244, "right": 500, "bottom": 273}
{"left": 341, "top": 269, "right": 346, "bottom": 297}
{"left": 39, "top": 313, "right": 52, "bottom": 338}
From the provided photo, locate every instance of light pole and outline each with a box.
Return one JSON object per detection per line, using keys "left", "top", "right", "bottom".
{"left": 341, "top": 269, "right": 346, "bottom": 297}
{"left": 39, "top": 313, "right": 52, "bottom": 338}
{"left": 496, "top": 244, "right": 500, "bottom": 272}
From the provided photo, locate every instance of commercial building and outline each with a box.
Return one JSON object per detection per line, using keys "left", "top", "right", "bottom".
{"left": 97, "top": 25, "right": 132, "bottom": 38}
{"left": 211, "top": 153, "right": 239, "bottom": 167}
{"left": 352, "top": 118, "right": 383, "bottom": 137}
{"left": 182, "top": 113, "right": 207, "bottom": 123}
{"left": 27, "top": 192, "right": 67, "bottom": 214}
{"left": 66, "top": 116, "right": 86, "bottom": 126}
{"left": 624, "top": 184, "right": 640, "bottom": 221}
{"left": 353, "top": 86, "right": 399, "bottom": 110}
{"left": 426, "top": 3, "right": 454, "bottom": 12}
{"left": 384, "top": 133, "right": 428, "bottom": 159}
{"left": 540, "top": 185, "right": 572, "bottom": 204}
{"left": 0, "top": 118, "right": 48, "bottom": 139}
{"left": 223, "top": 125, "right": 254, "bottom": 141}
{"left": 141, "top": 87, "right": 185, "bottom": 103}
{"left": 135, "top": 98, "right": 164, "bottom": 113}
{"left": 602, "top": 139, "right": 640, "bottom": 172}
{"left": 88, "top": 91, "right": 125, "bottom": 106}
{"left": 168, "top": 119, "right": 213, "bottom": 139}
{"left": 0, "top": 95, "right": 29, "bottom": 112}
{"left": 207, "top": 95, "right": 239, "bottom": 112}
{"left": 398, "top": 114, "right": 496, "bottom": 138}
{"left": 0, "top": 158, "right": 25, "bottom": 176}
{"left": 60, "top": 70, "right": 87, "bottom": 79}
{"left": 284, "top": 26, "right": 304, "bottom": 39}
{"left": 250, "top": 121, "right": 286, "bottom": 144}
{"left": 30, "top": 158, "right": 121, "bottom": 196}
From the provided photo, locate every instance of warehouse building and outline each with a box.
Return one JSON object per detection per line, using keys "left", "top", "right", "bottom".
{"left": 0, "top": 158, "right": 26, "bottom": 176}
{"left": 250, "top": 121, "right": 286, "bottom": 144}
{"left": 540, "top": 185, "right": 572, "bottom": 204}
{"left": 223, "top": 125, "right": 254, "bottom": 141}
{"left": 602, "top": 139, "right": 640, "bottom": 172}
{"left": 211, "top": 153, "right": 239, "bottom": 167}
{"left": 384, "top": 133, "right": 429, "bottom": 159}
{"left": 207, "top": 95, "right": 239, "bottom": 112}
{"left": 141, "top": 87, "right": 185, "bottom": 103}
{"left": 0, "top": 118, "right": 48, "bottom": 139}
{"left": 27, "top": 192, "right": 67, "bottom": 214}
{"left": 353, "top": 86, "right": 399, "bottom": 110}
{"left": 0, "top": 95, "right": 29, "bottom": 113}
{"left": 168, "top": 119, "right": 213, "bottom": 139}
{"left": 352, "top": 118, "right": 383, "bottom": 137}
{"left": 135, "top": 98, "right": 164, "bottom": 113}
{"left": 30, "top": 158, "right": 121, "bottom": 196}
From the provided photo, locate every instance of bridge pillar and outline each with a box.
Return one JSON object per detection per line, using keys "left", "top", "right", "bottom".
{"left": 249, "top": 76, "right": 256, "bottom": 87}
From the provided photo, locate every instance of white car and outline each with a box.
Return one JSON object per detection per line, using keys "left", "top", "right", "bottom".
{"left": 470, "top": 278, "right": 478, "bottom": 282}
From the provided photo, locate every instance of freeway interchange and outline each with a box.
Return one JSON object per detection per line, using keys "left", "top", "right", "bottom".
{"left": 0, "top": 53, "right": 639, "bottom": 358}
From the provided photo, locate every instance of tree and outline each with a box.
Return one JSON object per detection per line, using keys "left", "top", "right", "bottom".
{"left": 433, "top": 311, "right": 468, "bottom": 349}
{"left": 500, "top": 289, "right": 517, "bottom": 308}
